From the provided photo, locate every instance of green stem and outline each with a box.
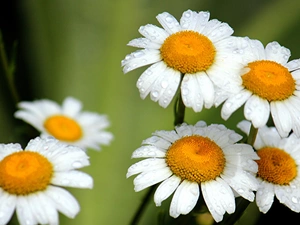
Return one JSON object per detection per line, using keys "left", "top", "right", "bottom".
{"left": 0, "top": 31, "right": 20, "bottom": 105}
{"left": 173, "top": 74, "right": 185, "bottom": 126}
{"left": 247, "top": 124, "right": 258, "bottom": 146}
{"left": 129, "top": 185, "right": 156, "bottom": 225}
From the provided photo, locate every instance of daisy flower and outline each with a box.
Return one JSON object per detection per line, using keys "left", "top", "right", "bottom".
{"left": 14, "top": 97, "right": 113, "bottom": 151}
{"left": 216, "top": 38, "right": 300, "bottom": 137}
{"left": 126, "top": 121, "right": 259, "bottom": 222}
{"left": 0, "top": 136, "right": 93, "bottom": 225}
{"left": 238, "top": 120, "right": 300, "bottom": 213}
{"left": 121, "top": 9, "right": 245, "bottom": 112}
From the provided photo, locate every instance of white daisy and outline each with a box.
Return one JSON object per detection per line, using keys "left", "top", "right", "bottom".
{"left": 0, "top": 136, "right": 93, "bottom": 225}
{"left": 238, "top": 120, "right": 300, "bottom": 213}
{"left": 14, "top": 97, "right": 113, "bottom": 151}
{"left": 216, "top": 38, "right": 300, "bottom": 137}
{"left": 121, "top": 9, "right": 245, "bottom": 112}
{"left": 127, "top": 121, "right": 259, "bottom": 222}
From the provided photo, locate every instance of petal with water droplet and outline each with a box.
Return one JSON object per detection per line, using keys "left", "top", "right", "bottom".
{"left": 52, "top": 171, "right": 93, "bottom": 189}
{"left": 169, "top": 180, "right": 199, "bottom": 217}
{"left": 154, "top": 175, "right": 181, "bottom": 206}
{"left": 156, "top": 12, "right": 181, "bottom": 34}
{"left": 265, "top": 42, "right": 291, "bottom": 65}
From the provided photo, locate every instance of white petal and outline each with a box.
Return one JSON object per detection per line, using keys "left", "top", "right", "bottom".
{"left": 244, "top": 95, "right": 270, "bottom": 128}
{"left": 153, "top": 130, "right": 180, "bottom": 143}
{"left": 122, "top": 49, "right": 161, "bottom": 73}
{"left": 221, "top": 170, "right": 258, "bottom": 201}
{"left": 127, "top": 158, "right": 167, "bottom": 178}
{"left": 52, "top": 171, "right": 93, "bottom": 189}
{"left": 128, "top": 37, "right": 161, "bottom": 49}
{"left": 131, "top": 146, "right": 166, "bottom": 158}
{"left": 156, "top": 12, "right": 181, "bottom": 34}
{"left": 256, "top": 182, "right": 275, "bottom": 213}
{"left": 286, "top": 59, "right": 300, "bottom": 71}
{"left": 175, "top": 123, "right": 194, "bottom": 136}
{"left": 270, "top": 101, "right": 292, "bottom": 137}
{"left": 148, "top": 66, "right": 180, "bottom": 108}
{"left": 27, "top": 193, "right": 58, "bottom": 225}
{"left": 181, "top": 74, "right": 204, "bottom": 112}
{"left": 205, "top": 22, "right": 233, "bottom": 43}
{"left": 137, "top": 62, "right": 177, "bottom": 100}
{"left": 142, "top": 136, "right": 171, "bottom": 149}
{"left": 0, "top": 143, "right": 22, "bottom": 160}
{"left": 180, "top": 10, "right": 210, "bottom": 32}
{"left": 0, "top": 189, "right": 16, "bottom": 225}
{"left": 265, "top": 41, "right": 291, "bottom": 65}
{"left": 221, "top": 90, "right": 251, "bottom": 120}
{"left": 62, "top": 97, "right": 82, "bottom": 117}
{"left": 275, "top": 184, "right": 300, "bottom": 212}
{"left": 46, "top": 186, "right": 80, "bottom": 218}
{"left": 154, "top": 175, "right": 181, "bottom": 206}
{"left": 201, "top": 178, "right": 235, "bottom": 222}
{"left": 138, "top": 24, "right": 169, "bottom": 44}
{"left": 16, "top": 196, "right": 38, "bottom": 225}
{"left": 133, "top": 167, "right": 172, "bottom": 192}
{"left": 169, "top": 180, "right": 199, "bottom": 218}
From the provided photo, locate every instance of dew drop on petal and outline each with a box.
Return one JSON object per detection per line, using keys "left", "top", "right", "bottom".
{"left": 292, "top": 197, "right": 298, "bottom": 203}
{"left": 72, "top": 161, "right": 82, "bottom": 168}
{"left": 165, "top": 15, "right": 174, "bottom": 23}
{"left": 152, "top": 91, "right": 159, "bottom": 98}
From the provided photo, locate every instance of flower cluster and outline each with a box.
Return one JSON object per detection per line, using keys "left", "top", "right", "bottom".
{"left": 123, "top": 9, "right": 300, "bottom": 224}
{"left": 0, "top": 97, "right": 113, "bottom": 225}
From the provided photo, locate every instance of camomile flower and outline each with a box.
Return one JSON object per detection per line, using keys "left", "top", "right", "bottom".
{"left": 122, "top": 9, "right": 245, "bottom": 112}
{"left": 14, "top": 97, "right": 113, "bottom": 151}
{"left": 127, "top": 121, "right": 259, "bottom": 222}
{"left": 216, "top": 38, "right": 300, "bottom": 137}
{"left": 0, "top": 136, "right": 93, "bottom": 225}
{"left": 238, "top": 120, "right": 300, "bottom": 213}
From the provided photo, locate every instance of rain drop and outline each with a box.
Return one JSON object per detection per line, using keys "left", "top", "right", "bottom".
{"left": 292, "top": 196, "right": 298, "bottom": 203}
{"left": 165, "top": 15, "right": 174, "bottom": 23}
{"left": 72, "top": 161, "right": 82, "bottom": 168}
{"left": 152, "top": 91, "right": 159, "bottom": 98}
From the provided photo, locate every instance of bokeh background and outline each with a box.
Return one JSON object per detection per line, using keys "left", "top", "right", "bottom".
{"left": 1, "top": 0, "right": 300, "bottom": 224}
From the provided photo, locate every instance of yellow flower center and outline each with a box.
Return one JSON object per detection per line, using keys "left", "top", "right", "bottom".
{"left": 0, "top": 151, "right": 53, "bottom": 195}
{"left": 44, "top": 115, "right": 82, "bottom": 142}
{"left": 160, "top": 31, "right": 216, "bottom": 74}
{"left": 165, "top": 135, "right": 225, "bottom": 183}
{"left": 256, "top": 147, "right": 297, "bottom": 185}
{"left": 242, "top": 60, "right": 295, "bottom": 101}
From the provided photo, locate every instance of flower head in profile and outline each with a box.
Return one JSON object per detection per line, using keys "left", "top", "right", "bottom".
{"left": 127, "top": 121, "right": 259, "bottom": 222}
{"left": 122, "top": 9, "right": 244, "bottom": 112}
{"left": 216, "top": 38, "right": 300, "bottom": 137}
{"left": 14, "top": 97, "right": 113, "bottom": 151}
{"left": 0, "top": 136, "right": 93, "bottom": 225}
{"left": 238, "top": 120, "right": 300, "bottom": 213}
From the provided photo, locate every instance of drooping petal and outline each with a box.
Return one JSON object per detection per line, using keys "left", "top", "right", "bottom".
{"left": 154, "top": 175, "right": 181, "bottom": 206}
{"left": 201, "top": 178, "right": 235, "bottom": 222}
{"left": 169, "top": 180, "right": 199, "bottom": 218}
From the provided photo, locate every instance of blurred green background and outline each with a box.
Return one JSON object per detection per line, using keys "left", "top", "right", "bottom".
{"left": 1, "top": 0, "right": 300, "bottom": 224}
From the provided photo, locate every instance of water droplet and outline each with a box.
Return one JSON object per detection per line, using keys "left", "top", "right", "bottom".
{"left": 165, "top": 15, "right": 174, "bottom": 23}
{"left": 292, "top": 196, "right": 298, "bottom": 203}
{"left": 184, "top": 11, "right": 191, "bottom": 18}
{"left": 237, "top": 188, "right": 244, "bottom": 193}
{"left": 133, "top": 51, "right": 145, "bottom": 58}
{"left": 151, "top": 91, "right": 159, "bottom": 98}
{"left": 72, "top": 161, "right": 82, "bottom": 168}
